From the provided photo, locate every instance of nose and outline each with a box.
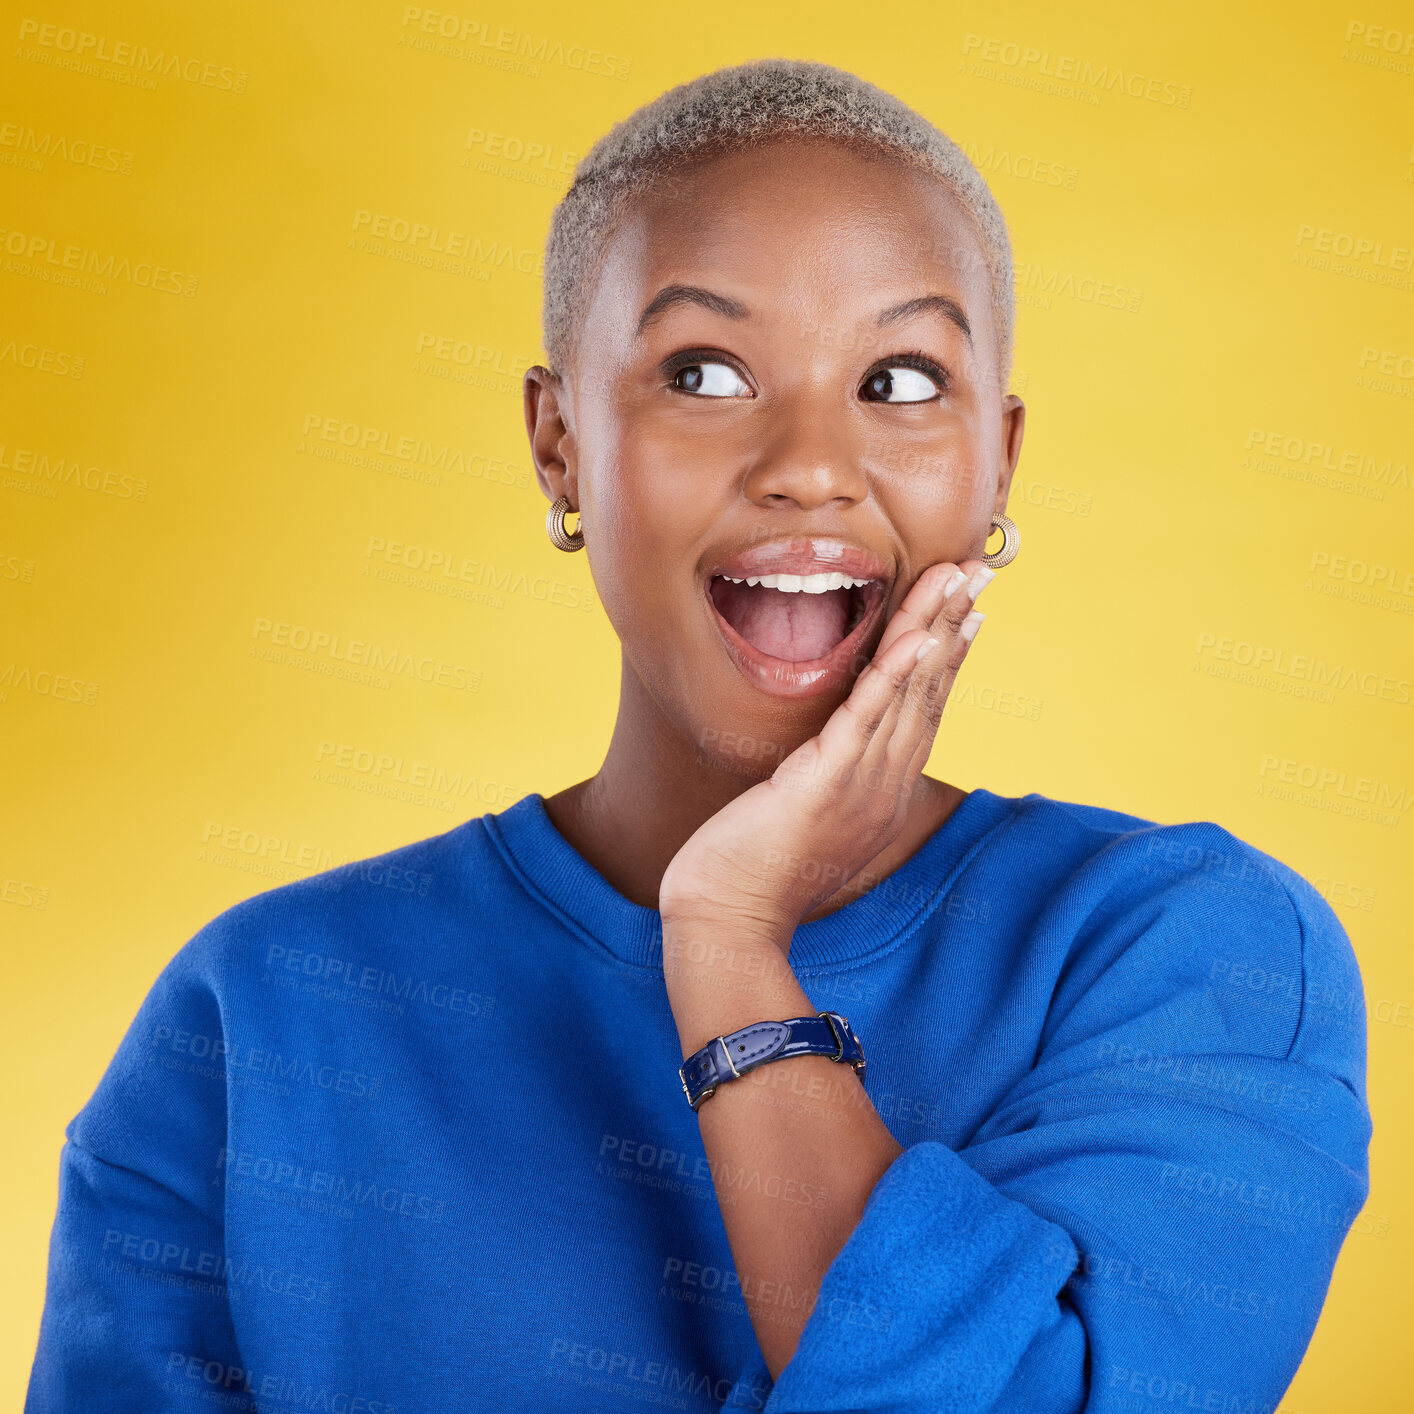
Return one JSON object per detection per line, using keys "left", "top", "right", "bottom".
{"left": 740, "top": 396, "right": 869, "bottom": 511}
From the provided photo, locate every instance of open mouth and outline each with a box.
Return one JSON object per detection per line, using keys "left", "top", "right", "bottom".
{"left": 705, "top": 570, "right": 888, "bottom": 697}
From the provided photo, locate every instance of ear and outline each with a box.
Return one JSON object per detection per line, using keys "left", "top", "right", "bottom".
{"left": 523, "top": 364, "right": 577, "bottom": 506}
{"left": 994, "top": 392, "right": 1026, "bottom": 514}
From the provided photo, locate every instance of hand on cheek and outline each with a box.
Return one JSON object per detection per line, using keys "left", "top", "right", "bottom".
{"left": 659, "top": 557, "right": 994, "bottom": 943}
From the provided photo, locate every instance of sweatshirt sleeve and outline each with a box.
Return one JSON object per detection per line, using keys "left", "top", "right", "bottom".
{"left": 722, "top": 825, "right": 1372, "bottom": 1414}
{"left": 25, "top": 915, "right": 251, "bottom": 1413}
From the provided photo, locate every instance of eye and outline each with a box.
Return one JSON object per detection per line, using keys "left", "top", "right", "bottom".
{"left": 861, "top": 354, "right": 949, "bottom": 404}
{"left": 671, "top": 360, "right": 753, "bottom": 398}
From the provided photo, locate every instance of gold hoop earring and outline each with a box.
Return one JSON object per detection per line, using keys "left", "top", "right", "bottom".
{"left": 546, "top": 495, "right": 584, "bottom": 552}
{"left": 981, "top": 512, "right": 1019, "bottom": 568}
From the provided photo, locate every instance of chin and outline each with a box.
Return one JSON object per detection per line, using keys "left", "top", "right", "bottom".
{"left": 685, "top": 676, "right": 851, "bottom": 786}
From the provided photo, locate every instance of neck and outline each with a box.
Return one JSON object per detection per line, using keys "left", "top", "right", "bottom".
{"left": 541, "top": 652, "right": 966, "bottom": 919}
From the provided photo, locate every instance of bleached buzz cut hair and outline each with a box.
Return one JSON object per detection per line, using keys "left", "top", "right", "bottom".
{"left": 540, "top": 57, "right": 1016, "bottom": 389}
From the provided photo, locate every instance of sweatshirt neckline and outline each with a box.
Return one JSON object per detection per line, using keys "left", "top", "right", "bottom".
{"left": 481, "top": 786, "right": 1019, "bottom": 971}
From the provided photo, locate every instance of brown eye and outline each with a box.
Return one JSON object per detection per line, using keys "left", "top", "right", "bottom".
{"left": 862, "top": 366, "right": 940, "bottom": 403}
{"left": 672, "top": 361, "right": 752, "bottom": 397}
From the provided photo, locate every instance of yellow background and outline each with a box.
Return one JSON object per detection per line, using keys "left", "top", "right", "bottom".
{"left": 3, "top": 1, "right": 1411, "bottom": 1406}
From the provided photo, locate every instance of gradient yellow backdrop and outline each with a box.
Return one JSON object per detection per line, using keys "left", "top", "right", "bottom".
{"left": 3, "top": 1, "right": 1411, "bottom": 1407}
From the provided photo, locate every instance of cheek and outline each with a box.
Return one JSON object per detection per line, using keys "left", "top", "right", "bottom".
{"left": 870, "top": 434, "right": 988, "bottom": 518}
{"left": 578, "top": 447, "right": 707, "bottom": 649}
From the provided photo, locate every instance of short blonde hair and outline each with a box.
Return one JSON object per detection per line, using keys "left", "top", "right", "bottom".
{"left": 541, "top": 57, "right": 1015, "bottom": 386}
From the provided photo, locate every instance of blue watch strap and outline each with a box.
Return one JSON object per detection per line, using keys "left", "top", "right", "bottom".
{"left": 678, "top": 1011, "right": 866, "bottom": 1111}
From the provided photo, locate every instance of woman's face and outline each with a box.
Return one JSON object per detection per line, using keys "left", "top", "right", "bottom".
{"left": 526, "top": 135, "right": 1025, "bottom": 773}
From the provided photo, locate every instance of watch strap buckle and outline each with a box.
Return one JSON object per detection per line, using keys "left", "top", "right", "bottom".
{"left": 679, "top": 1010, "right": 866, "bottom": 1109}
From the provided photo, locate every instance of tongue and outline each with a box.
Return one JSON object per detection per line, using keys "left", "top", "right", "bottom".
{"left": 710, "top": 580, "right": 851, "bottom": 662}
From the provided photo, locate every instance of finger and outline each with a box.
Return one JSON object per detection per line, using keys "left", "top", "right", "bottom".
{"left": 826, "top": 604, "right": 963, "bottom": 805}
{"left": 924, "top": 560, "right": 995, "bottom": 644}
{"left": 846, "top": 560, "right": 990, "bottom": 778}
{"left": 896, "top": 607, "right": 985, "bottom": 783}
{"left": 812, "top": 557, "right": 995, "bottom": 793}
{"left": 811, "top": 623, "right": 939, "bottom": 777}
{"left": 869, "top": 564, "right": 993, "bottom": 784}
{"left": 873, "top": 561, "right": 970, "bottom": 656}
{"left": 900, "top": 559, "right": 994, "bottom": 714}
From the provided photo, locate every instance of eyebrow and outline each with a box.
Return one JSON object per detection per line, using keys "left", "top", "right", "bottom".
{"left": 636, "top": 284, "right": 749, "bottom": 336}
{"left": 876, "top": 294, "right": 972, "bottom": 345}
{"left": 634, "top": 284, "right": 973, "bottom": 345}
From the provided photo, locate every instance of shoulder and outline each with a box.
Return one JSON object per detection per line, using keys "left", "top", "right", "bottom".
{"left": 992, "top": 791, "right": 1364, "bottom": 1068}
{"left": 998, "top": 789, "right": 1330, "bottom": 929}
{"left": 68, "top": 811, "right": 515, "bottom": 1151}
{"left": 162, "top": 811, "right": 509, "bottom": 996}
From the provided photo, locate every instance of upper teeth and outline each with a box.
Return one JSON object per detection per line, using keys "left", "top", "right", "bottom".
{"left": 717, "top": 572, "right": 873, "bottom": 593}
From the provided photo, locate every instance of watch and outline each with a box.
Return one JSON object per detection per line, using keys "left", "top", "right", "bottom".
{"left": 678, "top": 1010, "right": 866, "bottom": 1111}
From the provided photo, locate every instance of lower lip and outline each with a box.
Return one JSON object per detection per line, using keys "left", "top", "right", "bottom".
{"left": 703, "top": 580, "right": 888, "bottom": 699}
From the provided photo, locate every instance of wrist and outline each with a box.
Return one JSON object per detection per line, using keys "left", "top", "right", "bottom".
{"left": 660, "top": 911, "right": 797, "bottom": 997}
{"left": 661, "top": 921, "right": 814, "bottom": 1062}
{"left": 660, "top": 882, "right": 801, "bottom": 931}
{"left": 660, "top": 904, "right": 793, "bottom": 956}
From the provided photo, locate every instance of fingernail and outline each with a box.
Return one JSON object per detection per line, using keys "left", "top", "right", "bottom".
{"left": 966, "top": 565, "right": 997, "bottom": 600}
{"left": 941, "top": 569, "right": 968, "bottom": 600}
{"left": 915, "top": 636, "right": 940, "bottom": 662}
{"left": 960, "top": 611, "right": 985, "bottom": 643}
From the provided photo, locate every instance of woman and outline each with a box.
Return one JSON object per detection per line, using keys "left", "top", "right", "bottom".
{"left": 27, "top": 59, "right": 1369, "bottom": 1414}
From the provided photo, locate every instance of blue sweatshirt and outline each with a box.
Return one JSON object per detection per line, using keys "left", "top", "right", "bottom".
{"left": 26, "top": 787, "right": 1370, "bottom": 1414}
